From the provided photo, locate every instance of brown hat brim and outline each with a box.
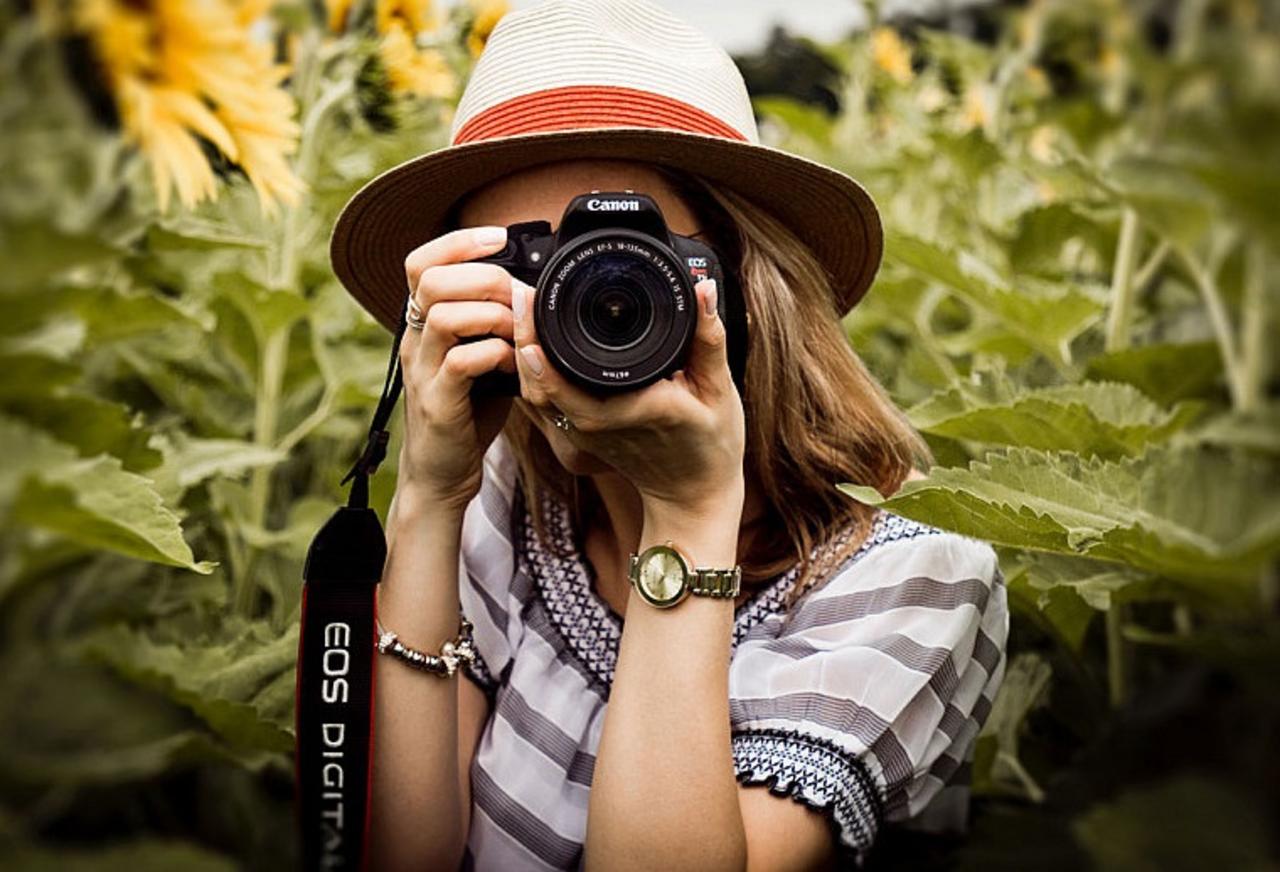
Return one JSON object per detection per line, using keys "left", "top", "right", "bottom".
{"left": 330, "top": 127, "right": 883, "bottom": 333}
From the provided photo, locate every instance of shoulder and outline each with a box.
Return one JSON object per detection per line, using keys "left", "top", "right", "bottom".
{"left": 804, "top": 509, "right": 1002, "bottom": 609}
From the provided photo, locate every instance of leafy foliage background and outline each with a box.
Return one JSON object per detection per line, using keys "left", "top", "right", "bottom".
{"left": 1, "top": 1, "right": 1277, "bottom": 869}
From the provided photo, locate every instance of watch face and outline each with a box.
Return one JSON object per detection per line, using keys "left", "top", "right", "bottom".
{"left": 636, "top": 545, "right": 687, "bottom": 608}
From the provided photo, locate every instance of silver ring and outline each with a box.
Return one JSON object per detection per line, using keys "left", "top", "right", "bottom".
{"left": 552, "top": 412, "right": 574, "bottom": 432}
{"left": 405, "top": 295, "right": 426, "bottom": 331}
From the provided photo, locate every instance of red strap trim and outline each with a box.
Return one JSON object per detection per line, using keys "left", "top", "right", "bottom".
{"left": 453, "top": 85, "right": 748, "bottom": 144}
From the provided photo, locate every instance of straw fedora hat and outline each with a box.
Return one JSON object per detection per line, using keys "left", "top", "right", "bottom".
{"left": 330, "top": 0, "right": 884, "bottom": 333}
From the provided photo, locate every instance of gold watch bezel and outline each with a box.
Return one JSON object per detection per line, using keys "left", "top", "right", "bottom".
{"left": 630, "top": 543, "right": 691, "bottom": 609}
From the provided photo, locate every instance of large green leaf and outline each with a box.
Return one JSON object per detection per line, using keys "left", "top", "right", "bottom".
{"left": 906, "top": 378, "right": 1201, "bottom": 459}
{"left": 1084, "top": 341, "right": 1224, "bottom": 405}
{"left": 3, "top": 391, "right": 162, "bottom": 470}
{"left": 1, "top": 416, "right": 214, "bottom": 573}
{"left": 839, "top": 444, "right": 1280, "bottom": 592}
{"left": 81, "top": 620, "right": 299, "bottom": 752}
{"left": 0, "top": 649, "right": 274, "bottom": 787}
{"left": 887, "top": 232, "right": 1103, "bottom": 364}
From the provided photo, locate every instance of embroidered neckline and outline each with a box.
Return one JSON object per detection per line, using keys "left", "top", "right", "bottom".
{"left": 521, "top": 486, "right": 907, "bottom": 688}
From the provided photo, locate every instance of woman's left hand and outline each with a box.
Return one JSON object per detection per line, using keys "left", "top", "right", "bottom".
{"left": 511, "top": 276, "right": 746, "bottom": 524}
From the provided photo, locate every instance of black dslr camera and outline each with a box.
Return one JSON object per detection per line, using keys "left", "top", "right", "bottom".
{"left": 467, "top": 191, "right": 747, "bottom": 396}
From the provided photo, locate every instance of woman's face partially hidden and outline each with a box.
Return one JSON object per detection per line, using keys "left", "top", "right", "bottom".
{"left": 455, "top": 159, "right": 707, "bottom": 477}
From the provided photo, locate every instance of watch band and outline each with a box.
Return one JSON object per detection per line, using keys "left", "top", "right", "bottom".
{"left": 688, "top": 566, "right": 742, "bottom": 598}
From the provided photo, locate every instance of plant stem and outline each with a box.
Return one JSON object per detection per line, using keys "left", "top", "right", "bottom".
{"left": 1178, "top": 246, "right": 1246, "bottom": 410}
{"left": 234, "top": 326, "right": 290, "bottom": 615}
{"left": 1106, "top": 603, "right": 1127, "bottom": 708}
{"left": 1238, "top": 242, "right": 1268, "bottom": 414}
{"left": 998, "top": 751, "right": 1046, "bottom": 803}
{"left": 1172, "top": 603, "right": 1193, "bottom": 636}
{"left": 1104, "top": 208, "right": 1141, "bottom": 353}
{"left": 1132, "top": 238, "right": 1169, "bottom": 293}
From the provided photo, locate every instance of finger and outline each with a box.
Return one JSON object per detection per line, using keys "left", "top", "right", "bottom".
{"left": 509, "top": 276, "right": 537, "bottom": 350}
{"left": 404, "top": 226, "right": 508, "bottom": 292}
{"left": 413, "top": 261, "right": 514, "bottom": 309}
{"left": 431, "top": 336, "right": 517, "bottom": 411}
{"left": 417, "top": 300, "right": 514, "bottom": 370}
{"left": 683, "top": 278, "right": 731, "bottom": 395}
{"left": 509, "top": 276, "right": 554, "bottom": 409}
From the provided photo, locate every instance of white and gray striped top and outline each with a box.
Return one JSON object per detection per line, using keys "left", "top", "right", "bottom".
{"left": 455, "top": 435, "right": 1009, "bottom": 870}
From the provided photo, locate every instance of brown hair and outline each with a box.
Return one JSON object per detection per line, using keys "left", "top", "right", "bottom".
{"left": 504, "top": 168, "right": 931, "bottom": 607}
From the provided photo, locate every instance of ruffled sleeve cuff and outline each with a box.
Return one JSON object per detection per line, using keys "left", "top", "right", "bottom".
{"left": 732, "top": 727, "right": 885, "bottom": 864}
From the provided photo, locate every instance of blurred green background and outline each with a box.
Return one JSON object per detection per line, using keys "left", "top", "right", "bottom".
{"left": 0, "top": 0, "right": 1277, "bottom": 869}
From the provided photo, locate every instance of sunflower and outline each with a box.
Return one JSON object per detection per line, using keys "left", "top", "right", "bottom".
{"left": 467, "top": 0, "right": 507, "bottom": 58}
{"left": 378, "top": 17, "right": 453, "bottom": 98}
{"left": 871, "top": 27, "right": 913, "bottom": 85}
{"left": 325, "top": 0, "right": 454, "bottom": 99}
{"left": 71, "top": 0, "right": 303, "bottom": 213}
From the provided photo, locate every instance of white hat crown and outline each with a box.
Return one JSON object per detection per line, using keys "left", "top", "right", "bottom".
{"left": 451, "top": 0, "right": 760, "bottom": 145}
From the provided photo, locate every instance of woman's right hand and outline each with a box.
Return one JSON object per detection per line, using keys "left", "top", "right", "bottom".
{"left": 396, "top": 225, "right": 517, "bottom": 513}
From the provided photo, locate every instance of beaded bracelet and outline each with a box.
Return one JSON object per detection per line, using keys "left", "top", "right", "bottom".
{"left": 375, "top": 616, "right": 476, "bottom": 677}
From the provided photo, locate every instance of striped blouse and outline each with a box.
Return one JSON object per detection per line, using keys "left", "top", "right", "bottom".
{"left": 455, "top": 435, "right": 1009, "bottom": 870}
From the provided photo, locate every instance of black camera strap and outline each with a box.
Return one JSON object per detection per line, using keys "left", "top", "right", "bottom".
{"left": 295, "top": 308, "right": 407, "bottom": 872}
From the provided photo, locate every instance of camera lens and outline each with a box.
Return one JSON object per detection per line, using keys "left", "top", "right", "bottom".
{"left": 535, "top": 231, "right": 696, "bottom": 392}
{"left": 575, "top": 255, "right": 655, "bottom": 350}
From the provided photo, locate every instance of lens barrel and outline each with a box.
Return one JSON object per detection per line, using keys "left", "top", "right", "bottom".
{"left": 535, "top": 229, "right": 696, "bottom": 392}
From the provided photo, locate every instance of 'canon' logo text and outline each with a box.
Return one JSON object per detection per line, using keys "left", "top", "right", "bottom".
{"left": 587, "top": 198, "right": 640, "bottom": 212}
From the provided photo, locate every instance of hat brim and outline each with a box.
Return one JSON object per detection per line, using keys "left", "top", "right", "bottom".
{"left": 330, "top": 126, "right": 883, "bottom": 333}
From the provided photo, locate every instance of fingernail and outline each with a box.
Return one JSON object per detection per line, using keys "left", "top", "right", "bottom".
{"left": 511, "top": 278, "right": 526, "bottom": 323}
{"left": 520, "top": 345, "right": 544, "bottom": 376}
{"left": 476, "top": 226, "right": 507, "bottom": 246}
{"left": 702, "top": 278, "right": 718, "bottom": 317}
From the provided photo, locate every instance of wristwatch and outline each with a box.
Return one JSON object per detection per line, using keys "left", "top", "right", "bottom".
{"left": 628, "top": 542, "right": 742, "bottom": 609}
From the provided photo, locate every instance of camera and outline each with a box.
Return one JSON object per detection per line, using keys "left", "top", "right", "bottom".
{"left": 466, "top": 191, "right": 747, "bottom": 396}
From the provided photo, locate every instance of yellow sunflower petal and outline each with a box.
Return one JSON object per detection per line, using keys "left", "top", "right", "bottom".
{"left": 325, "top": 0, "right": 354, "bottom": 33}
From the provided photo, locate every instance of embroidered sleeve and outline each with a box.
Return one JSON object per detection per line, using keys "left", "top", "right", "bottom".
{"left": 728, "top": 523, "right": 1009, "bottom": 865}
{"left": 456, "top": 434, "right": 523, "bottom": 695}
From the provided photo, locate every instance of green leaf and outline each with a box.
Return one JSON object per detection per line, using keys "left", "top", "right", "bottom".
{"left": 1073, "top": 776, "right": 1277, "bottom": 872}
{"left": 1105, "top": 156, "right": 1216, "bottom": 250}
{"left": 81, "top": 620, "right": 299, "bottom": 752}
{"left": 3, "top": 391, "right": 163, "bottom": 470}
{"left": 0, "top": 352, "right": 79, "bottom": 399}
{"left": 887, "top": 232, "right": 1103, "bottom": 364}
{"left": 1, "top": 415, "right": 215, "bottom": 573}
{"left": 1011, "top": 551, "right": 1168, "bottom": 613}
{"left": 1009, "top": 202, "right": 1111, "bottom": 274}
{"left": 753, "top": 96, "right": 834, "bottom": 148}
{"left": 66, "top": 284, "right": 213, "bottom": 342}
{"left": 1085, "top": 341, "right": 1224, "bottom": 406}
{"left": 0, "top": 649, "right": 275, "bottom": 787}
{"left": 0, "top": 221, "right": 120, "bottom": 291}
{"left": 148, "top": 432, "right": 286, "bottom": 495}
{"left": 212, "top": 271, "right": 310, "bottom": 338}
{"left": 146, "top": 215, "right": 271, "bottom": 251}
{"left": 1187, "top": 405, "right": 1280, "bottom": 455}
{"left": 1, "top": 840, "right": 237, "bottom": 872}
{"left": 906, "top": 378, "right": 1201, "bottom": 459}
{"left": 839, "top": 444, "right": 1280, "bottom": 593}
{"left": 1004, "top": 559, "right": 1097, "bottom": 654}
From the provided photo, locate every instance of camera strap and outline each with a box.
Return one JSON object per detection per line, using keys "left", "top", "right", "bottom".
{"left": 295, "top": 307, "right": 407, "bottom": 872}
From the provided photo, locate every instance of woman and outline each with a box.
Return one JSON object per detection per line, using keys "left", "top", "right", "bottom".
{"left": 328, "top": 2, "right": 1008, "bottom": 870}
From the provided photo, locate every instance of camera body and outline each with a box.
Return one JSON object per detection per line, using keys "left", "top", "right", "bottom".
{"left": 468, "top": 191, "right": 747, "bottom": 396}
